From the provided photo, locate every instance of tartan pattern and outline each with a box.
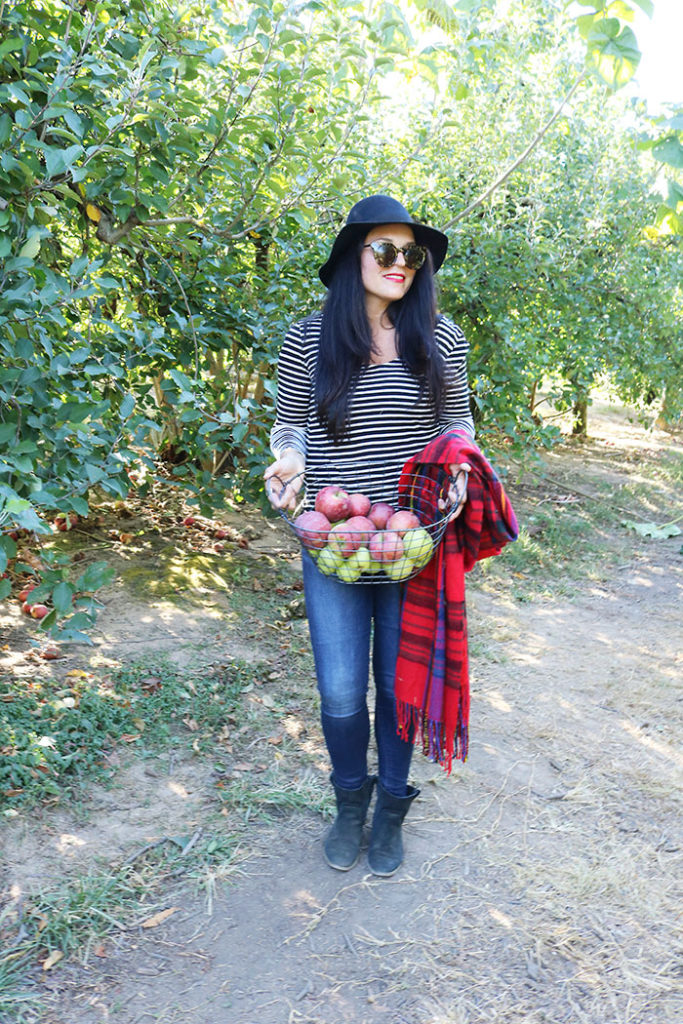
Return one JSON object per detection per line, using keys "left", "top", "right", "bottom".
{"left": 394, "top": 433, "right": 519, "bottom": 772}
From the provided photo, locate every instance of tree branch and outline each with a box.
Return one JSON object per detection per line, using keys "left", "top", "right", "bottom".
{"left": 95, "top": 211, "right": 140, "bottom": 244}
{"left": 441, "top": 72, "right": 588, "bottom": 230}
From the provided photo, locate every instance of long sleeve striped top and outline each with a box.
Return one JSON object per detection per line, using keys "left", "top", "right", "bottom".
{"left": 270, "top": 313, "right": 475, "bottom": 508}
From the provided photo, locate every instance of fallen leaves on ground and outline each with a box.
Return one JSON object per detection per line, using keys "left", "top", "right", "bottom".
{"left": 140, "top": 907, "right": 180, "bottom": 929}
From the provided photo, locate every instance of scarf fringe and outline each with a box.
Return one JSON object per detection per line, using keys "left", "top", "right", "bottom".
{"left": 397, "top": 698, "right": 469, "bottom": 775}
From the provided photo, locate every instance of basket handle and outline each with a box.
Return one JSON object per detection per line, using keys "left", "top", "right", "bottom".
{"left": 265, "top": 469, "right": 306, "bottom": 512}
{"left": 439, "top": 466, "right": 468, "bottom": 516}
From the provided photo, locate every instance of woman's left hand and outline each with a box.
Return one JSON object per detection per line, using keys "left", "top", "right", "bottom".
{"left": 438, "top": 462, "right": 470, "bottom": 519}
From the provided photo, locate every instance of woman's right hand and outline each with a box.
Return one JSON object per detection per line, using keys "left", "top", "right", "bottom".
{"left": 264, "top": 449, "right": 306, "bottom": 511}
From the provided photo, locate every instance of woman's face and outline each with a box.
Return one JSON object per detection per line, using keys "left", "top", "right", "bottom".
{"left": 360, "top": 223, "right": 418, "bottom": 310}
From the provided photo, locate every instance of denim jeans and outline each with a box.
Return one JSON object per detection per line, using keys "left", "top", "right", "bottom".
{"left": 302, "top": 552, "right": 414, "bottom": 797}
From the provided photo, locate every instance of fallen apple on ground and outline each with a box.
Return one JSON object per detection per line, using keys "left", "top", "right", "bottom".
{"left": 54, "top": 513, "right": 79, "bottom": 532}
{"left": 39, "top": 644, "right": 62, "bottom": 660}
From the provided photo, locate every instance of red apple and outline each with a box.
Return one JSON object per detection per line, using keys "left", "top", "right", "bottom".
{"left": 369, "top": 530, "right": 403, "bottom": 563}
{"left": 54, "top": 513, "right": 78, "bottom": 531}
{"left": 293, "top": 510, "right": 331, "bottom": 550}
{"left": 344, "top": 515, "right": 376, "bottom": 546}
{"left": 182, "top": 515, "right": 196, "bottom": 527}
{"left": 387, "top": 510, "right": 422, "bottom": 535}
{"left": 368, "top": 503, "right": 395, "bottom": 530}
{"left": 315, "top": 486, "right": 350, "bottom": 523}
{"left": 39, "top": 643, "right": 62, "bottom": 660}
{"left": 214, "top": 527, "right": 229, "bottom": 540}
{"left": 30, "top": 604, "right": 49, "bottom": 619}
{"left": 18, "top": 585, "right": 36, "bottom": 603}
{"left": 328, "top": 521, "right": 358, "bottom": 558}
{"left": 348, "top": 492, "right": 372, "bottom": 517}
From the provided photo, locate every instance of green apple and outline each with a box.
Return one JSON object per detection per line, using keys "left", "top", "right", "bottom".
{"left": 336, "top": 559, "right": 362, "bottom": 582}
{"left": 317, "top": 545, "right": 343, "bottom": 575}
{"left": 352, "top": 547, "right": 371, "bottom": 572}
{"left": 366, "top": 558, "right": 383, "bottom": 574}
{"left": 384, "top": 555, "right": 415, "bottom": 581}
{"left": 402, "top": 527, "right": 434, "bottom": 567}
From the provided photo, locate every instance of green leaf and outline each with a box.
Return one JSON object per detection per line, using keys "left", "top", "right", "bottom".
{"left": 626, "top": 0, "right": 654, "bottom": 16}
{"left": 70, "top": 496, "right": 90, "bottom": 517}
{"left": 52, "top": 581, "right": 74, "bottom": 613}
{"left": 44, "top": 144, "right": 84, "bottom": 179}
{"left": 0, "top": 422, "right": 17, "bottom": 444}
{"left": 652, "top": 137, "right": 683, "bottom": 170}
{"left": 18, "top": 234, "right": 41, "bottom": 260}
{"left": 0, "top": 534, "right": 17, "bottom": 563}
{"left": 76, "top": 561, "right": 116, "bottom": 593}
{"left": 2, "top": 499, "right": 50, "bottom": 534}
{"left": 622, "top": 519, "right": 682, "bottom": 539}
{"left": 63, "top": 109, "right": 84, "bottom": 138}
{"left": 0, "top": 577, "right": 11, "bottom": 599}
{"left": 120, "top": 394, "right": 135, "bottom": 419}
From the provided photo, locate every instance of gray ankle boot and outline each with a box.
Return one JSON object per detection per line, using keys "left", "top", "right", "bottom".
{"left": 324, "top": 774, "right": 376, "bottom": 871}
{"left": 367, "top": 781, "right": 420, "bottom": 876}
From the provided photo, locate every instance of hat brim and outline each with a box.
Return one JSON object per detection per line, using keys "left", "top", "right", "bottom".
{"left": 319, "top": 220, "right": 448, "bottom": 287}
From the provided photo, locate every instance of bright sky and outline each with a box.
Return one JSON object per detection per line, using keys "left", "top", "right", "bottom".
{"left": 629, "top": 0, "right": 682, "bottom": 110}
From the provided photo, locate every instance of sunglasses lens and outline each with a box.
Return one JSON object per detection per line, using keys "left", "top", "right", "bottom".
{"left": 404, "top": 245, "right": 426, "bottom": 269}
{"left": 371, "top": 242, "right": 398, "bottom": 267}
{"left": 368, "top": 242, "right": 428, "bottom": 269}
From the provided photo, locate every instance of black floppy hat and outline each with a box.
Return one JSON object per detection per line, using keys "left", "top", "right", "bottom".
{"left": 318, "top": 194, "right": 449, "bottom": 287}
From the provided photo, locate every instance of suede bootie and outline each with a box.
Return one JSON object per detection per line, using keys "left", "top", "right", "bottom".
{"left": 324, "top": 774, "right": 376, "bottom": 871}
{"left": 367, "top": 781, "right": 420, "bottom": 877}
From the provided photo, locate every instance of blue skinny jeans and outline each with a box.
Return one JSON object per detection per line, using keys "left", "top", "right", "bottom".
{"left": 302, "top": 552, "right": 414, "bottom": 797}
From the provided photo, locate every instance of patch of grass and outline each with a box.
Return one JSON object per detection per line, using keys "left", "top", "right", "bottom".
{"left": 0, "top": 868, "right": 141, "bottom": 1022}
{"left": 636, "top": 446, "right": 683, "bottom": 488}
{"left": 472, "top": 487, "right": 641, "bottom": 599}
{"left": 0, "top": 831, "right": 243, "bottom": 1023}
{"left": 0, "top": 658, "right": 262, "bottom": 812}
{"left": 214, "top": 764, "right": 329, "bottom": 823}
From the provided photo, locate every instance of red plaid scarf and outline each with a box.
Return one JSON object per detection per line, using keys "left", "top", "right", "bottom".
{"left": 394, "top": 433, "right": 519, "bottom": 772}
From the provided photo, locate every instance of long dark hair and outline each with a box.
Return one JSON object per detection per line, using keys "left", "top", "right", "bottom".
{"left": 315, "top": 240, "right": 449, "bottom": 441}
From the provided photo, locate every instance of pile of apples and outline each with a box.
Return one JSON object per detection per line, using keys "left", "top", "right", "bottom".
{"left": 293, "top": 485, "right": 434, "bottom": 583}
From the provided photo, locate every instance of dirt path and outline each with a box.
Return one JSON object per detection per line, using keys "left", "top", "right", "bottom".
{"left": 2, "top": 405, "right": 682, "bottom": 1024}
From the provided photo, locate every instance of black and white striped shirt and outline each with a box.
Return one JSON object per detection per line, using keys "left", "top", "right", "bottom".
{"left": 270, "top": 314, "right": 475, "bottom": 507}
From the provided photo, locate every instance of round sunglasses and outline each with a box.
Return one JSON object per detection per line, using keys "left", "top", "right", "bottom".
{"left": 363, "top": 240, "right": 428, "bottom": 270}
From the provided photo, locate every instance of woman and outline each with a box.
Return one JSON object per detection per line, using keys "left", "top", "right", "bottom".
{"left": 264, "top": 195, "right": 474, "bottom": 876}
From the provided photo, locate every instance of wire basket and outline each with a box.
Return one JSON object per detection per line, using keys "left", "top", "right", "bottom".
{"left": 267, "top": 466, "right": 466, "bottom": 585}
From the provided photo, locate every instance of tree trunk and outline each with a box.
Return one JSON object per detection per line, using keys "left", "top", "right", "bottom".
{"left": 572, "top": 397, "right": 588, "bottom": 436}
